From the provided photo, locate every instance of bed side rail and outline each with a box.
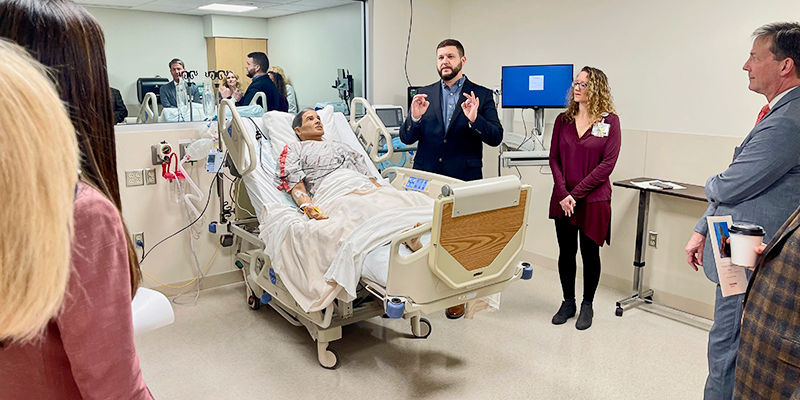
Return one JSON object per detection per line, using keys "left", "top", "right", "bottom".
{"left": 218, "top": 99, "right": 257, "bottom": 177}
{"left": 429, "top": 176, "right": 531, "bottom": 289}
{"left": 349, "top": 97, "right": 393, "bottom": 163}
{"left": 249, "top": 91, "right": 267, "bottom": 108}
{"left": 136, "top": 92, "right": 158, "bottom": 124}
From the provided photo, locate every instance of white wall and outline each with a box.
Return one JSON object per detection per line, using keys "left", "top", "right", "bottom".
{"left": 371, "top": 0, "right": 800, "bottom": 318}
{"left": 115, "top": 123, "right": 243, "bottom": 293}
{"left": 203, "top": 14, "right": 268, "bottom": 39}
{"left": 265, "top": 3, "right": 364, "bottom": 109}
{"left": 370, "top": 0, "right": 451, "bottom": 109}
{"left": 450, "top": 0, "right": 800, "bottom": 137}
{"left": 87, "top": 7, "right": 208, "bottom": 108}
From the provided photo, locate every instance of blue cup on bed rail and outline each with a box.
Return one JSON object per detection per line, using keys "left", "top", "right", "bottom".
{"left": 521, "top": 262, "right": 533, "bottom": 280}
{"left": 386, "top": 297, "right": 405, "bottom": 319}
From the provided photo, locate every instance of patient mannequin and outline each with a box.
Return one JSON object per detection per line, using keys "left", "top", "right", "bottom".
{"left": 279, "top": 108, "right": 423, "bottom": 251}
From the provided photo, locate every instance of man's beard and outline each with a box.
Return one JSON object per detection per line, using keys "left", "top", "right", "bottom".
{"left": 246, "top": 69, "right": 255, "bottom": 78}
{"left": 438, "top": 62, "right": 462, "bottom": 81}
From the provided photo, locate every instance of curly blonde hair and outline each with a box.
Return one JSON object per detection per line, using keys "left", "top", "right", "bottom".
{"left": 563, "top": 66, "right": 616, "bottom": 124}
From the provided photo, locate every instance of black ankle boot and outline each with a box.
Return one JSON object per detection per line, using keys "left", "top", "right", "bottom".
{"left": 576, "top": 301, "right": 594, "bottom": 330}
{"left": 551, "top": 299, "right": 576, "bottom": 325}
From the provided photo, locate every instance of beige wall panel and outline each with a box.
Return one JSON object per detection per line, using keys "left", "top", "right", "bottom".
{"left": 213, "top": 37, "right": 247, "bottom": 87}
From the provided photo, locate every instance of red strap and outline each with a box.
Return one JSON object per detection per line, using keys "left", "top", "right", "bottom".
{"left": 277, "top": 145, "right": 291, "bottom": 192}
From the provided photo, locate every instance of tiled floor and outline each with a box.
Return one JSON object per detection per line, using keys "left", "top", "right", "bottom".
{"left": 135, "top": 265, "right": 709, "bottom": 399}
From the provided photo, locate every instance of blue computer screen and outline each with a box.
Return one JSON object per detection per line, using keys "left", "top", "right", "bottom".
{"left": 501, "top": 65, "right": 574, "bottom": 108}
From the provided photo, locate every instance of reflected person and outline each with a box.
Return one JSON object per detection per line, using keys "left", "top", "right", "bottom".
{"left": 219, "top": 51, "right": 279, "bottom": 111}
{"left": 159, "top": 58, "right": 201, "bottom": 108}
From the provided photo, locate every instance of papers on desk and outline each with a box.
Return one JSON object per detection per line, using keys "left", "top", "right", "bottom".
{"left": 706, "top": 215, "right": 748, "bottom": 297}
{"left": 630, "top": 180, "right": 687, "bottom": 190}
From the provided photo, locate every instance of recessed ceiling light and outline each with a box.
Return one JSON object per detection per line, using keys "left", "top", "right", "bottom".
{"left": 198, "top": 3, "right": 258, "bottom": 13}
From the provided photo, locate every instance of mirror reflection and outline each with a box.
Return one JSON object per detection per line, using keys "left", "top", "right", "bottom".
{"left": 81, "top": 0, "right": 365, "bottom": 124}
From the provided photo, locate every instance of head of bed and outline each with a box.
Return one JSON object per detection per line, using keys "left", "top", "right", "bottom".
{"left": 220, "top": 102, "right": 382, "bottom": 221}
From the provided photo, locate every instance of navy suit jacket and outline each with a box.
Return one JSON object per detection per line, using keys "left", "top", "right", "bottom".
{"left": 237, "top": 74, "right": 280, "bottom": 111}
{"left": 399, "top": 77, "right": 503, "bottom": 181}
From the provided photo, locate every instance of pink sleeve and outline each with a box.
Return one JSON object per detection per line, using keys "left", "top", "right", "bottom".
{"left": 56, "top": 186, "right": 152, "bottom": 400}
{"left": 549, "top": 114, "right": 570, "bottom": 200}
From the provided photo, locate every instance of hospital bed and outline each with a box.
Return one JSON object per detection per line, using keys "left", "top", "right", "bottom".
{"left": 134, "top": 91, "right": 267, "bottom": 124}
{"left": 218, "top": 98, "right": 534, "bottom": 369}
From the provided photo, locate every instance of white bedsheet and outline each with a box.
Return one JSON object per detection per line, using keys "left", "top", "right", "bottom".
{"left": 239, "top": 110, "right": 432, "bottom": 312}
{"left": 259, "top": 169, "right": 432, "bottom": 312}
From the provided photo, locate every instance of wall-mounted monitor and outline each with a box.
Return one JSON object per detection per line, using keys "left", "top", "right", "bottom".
{"left": 501, "top": 64, "right": 574, "bottom": 108}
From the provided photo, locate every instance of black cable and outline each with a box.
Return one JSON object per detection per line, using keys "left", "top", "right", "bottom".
{"left": 140, "top": 152, "right": 227, "bottom": 263}
{"left": 517, "top": 108, "right": 532, "bottom": 150}
{"left": 404, "top": 0, "right": 413, "bottom": 86}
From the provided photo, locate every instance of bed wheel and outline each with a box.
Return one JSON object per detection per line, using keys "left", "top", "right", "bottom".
{"left": 247, "top": 294, "right": 261, "bottom": 310}
{"left": 411, "top": 317, "right": 432, "bottom": 339}
{"left": 615, "top": 307, "right": 623, "bottom": 317}
{"left": 317, "top": 344, "right": 340, "bottom": 370}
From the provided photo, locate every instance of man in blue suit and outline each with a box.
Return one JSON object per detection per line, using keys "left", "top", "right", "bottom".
{"left": 685, "top": 22, "right": 800, "bottom": 400}
{"left": 400, "top": 39, "right": 503, "bottom": 319}
{"left": 399, "top": 39, "right": 503, "bottom": 182}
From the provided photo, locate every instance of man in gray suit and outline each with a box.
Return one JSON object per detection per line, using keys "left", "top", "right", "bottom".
{"left": 685, "top": 22, "right": 800, "bottom": 400}
{"left": 159, "top": 58, "right": 201, "bottom": 108}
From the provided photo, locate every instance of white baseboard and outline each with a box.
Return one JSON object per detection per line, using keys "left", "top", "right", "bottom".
{"left": 145, "top": 269, "right": 244, "bottom": 297}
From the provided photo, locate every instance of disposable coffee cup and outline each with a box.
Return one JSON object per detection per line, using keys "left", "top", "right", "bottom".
{"left": 729, "top": 223, "right": 766, "bottom": 267}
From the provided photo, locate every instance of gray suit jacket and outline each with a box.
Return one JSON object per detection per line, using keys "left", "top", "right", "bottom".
{"left": 158, "top": 80, "right": 201, "bottom": 108}
{"left": 695, "top": 86, "right": 800, "bottom": 283}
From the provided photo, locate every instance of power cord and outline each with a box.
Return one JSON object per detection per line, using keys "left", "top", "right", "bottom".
{"left": 141, "top": 240, "right": 220, "bottom": 289}
{"left": 404, "top": 0, "right": 413, "bottom": 86}
{"left": 139, "top": 151, "right": 228, "bottom": 263}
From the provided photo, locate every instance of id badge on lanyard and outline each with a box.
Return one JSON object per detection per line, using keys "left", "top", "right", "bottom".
{"left": 591, "top": 112, "right": 610, "bottom": 137}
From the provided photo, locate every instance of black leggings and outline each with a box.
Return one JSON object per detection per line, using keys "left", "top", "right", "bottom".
{"left": 554, "top": 218, "right": 601, "bottom": 303}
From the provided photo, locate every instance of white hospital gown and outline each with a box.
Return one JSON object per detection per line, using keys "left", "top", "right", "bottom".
{"left": 277, "top": 140, "right": 373, "bottom": 197}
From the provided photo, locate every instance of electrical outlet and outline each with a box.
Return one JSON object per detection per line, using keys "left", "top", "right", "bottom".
{"left": 125, "top": 169, "right": 144, "bottom": 187}
{"left": 179, "top": 139, "right": 192, "bottom": 161}
{"left": 648, "top": 231, "right": 658, "bottom": 248}
{"left": 133, "top": 232, "right": 145, "bottom": 249}
{"left": 145, "top": 168, "right": 157, "bottom": 185}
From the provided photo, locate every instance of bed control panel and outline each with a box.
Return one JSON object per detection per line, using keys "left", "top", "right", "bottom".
{"left": 403, "top": 176, "right": 430, "bottom": 193}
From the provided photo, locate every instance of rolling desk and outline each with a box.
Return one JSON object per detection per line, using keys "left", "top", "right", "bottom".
{"left": 613, "top": 178, "right": 707, "bottom": 319}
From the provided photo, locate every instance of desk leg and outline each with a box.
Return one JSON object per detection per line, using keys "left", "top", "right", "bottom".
{"left": 616, "top": 190, "right": 655, "bottom": 316}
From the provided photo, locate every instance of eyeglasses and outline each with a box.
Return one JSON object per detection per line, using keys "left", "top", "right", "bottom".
{"left": 572, "top": 81, "right": 588, "bottom": 89}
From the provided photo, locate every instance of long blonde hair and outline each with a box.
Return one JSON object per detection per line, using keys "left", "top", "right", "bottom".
{"left": 0, "top": 40, "right": 79, "bottom": 344}
{"left": 563, "top": 66, "right": 616, "bottom": 124}
{"left": 268, "top": 66, "right": 291, "bottom": 85}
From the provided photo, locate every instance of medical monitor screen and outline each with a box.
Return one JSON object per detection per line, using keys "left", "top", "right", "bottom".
{"left": 375, "top": 108, "right": 403, "bottom": 128}
{"left": 501, "top": 64, "right": 574, "bottom": 108}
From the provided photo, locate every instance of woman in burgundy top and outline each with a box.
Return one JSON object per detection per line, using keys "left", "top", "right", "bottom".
{"left": 548, "top": 66, "right": 621, "bottom": 330}
{"left": 0, "top": 0, "right": 152, "bottom": 398}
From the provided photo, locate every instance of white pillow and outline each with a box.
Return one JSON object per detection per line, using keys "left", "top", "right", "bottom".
{"left": 318, "top": 105, "right": 342, "bottom": 142}
{"left": 262, "top": 105, "right": 341, "bottom": 160}
{"left": 262, "top": 110, "right": 296, "bottom": 160}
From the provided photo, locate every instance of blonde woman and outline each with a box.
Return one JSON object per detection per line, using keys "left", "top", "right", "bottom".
{"left": 220, "top": 70, "right": 243, "bottom": 101}
{"left": 269, "top": 65, "right": 298, "bottom": 114}
{"left": 0, "top": 41, "right": 78, "bottom": 346}
{"left": 0, "top": 0, "right": 152, "bottom": 398}
{"left": 548, "top": 66, "right": 621, "bottom": 330}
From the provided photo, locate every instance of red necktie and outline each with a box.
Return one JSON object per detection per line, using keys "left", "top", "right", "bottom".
{"left": 755, "top": 104, "right": 770, "bottom": 126}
